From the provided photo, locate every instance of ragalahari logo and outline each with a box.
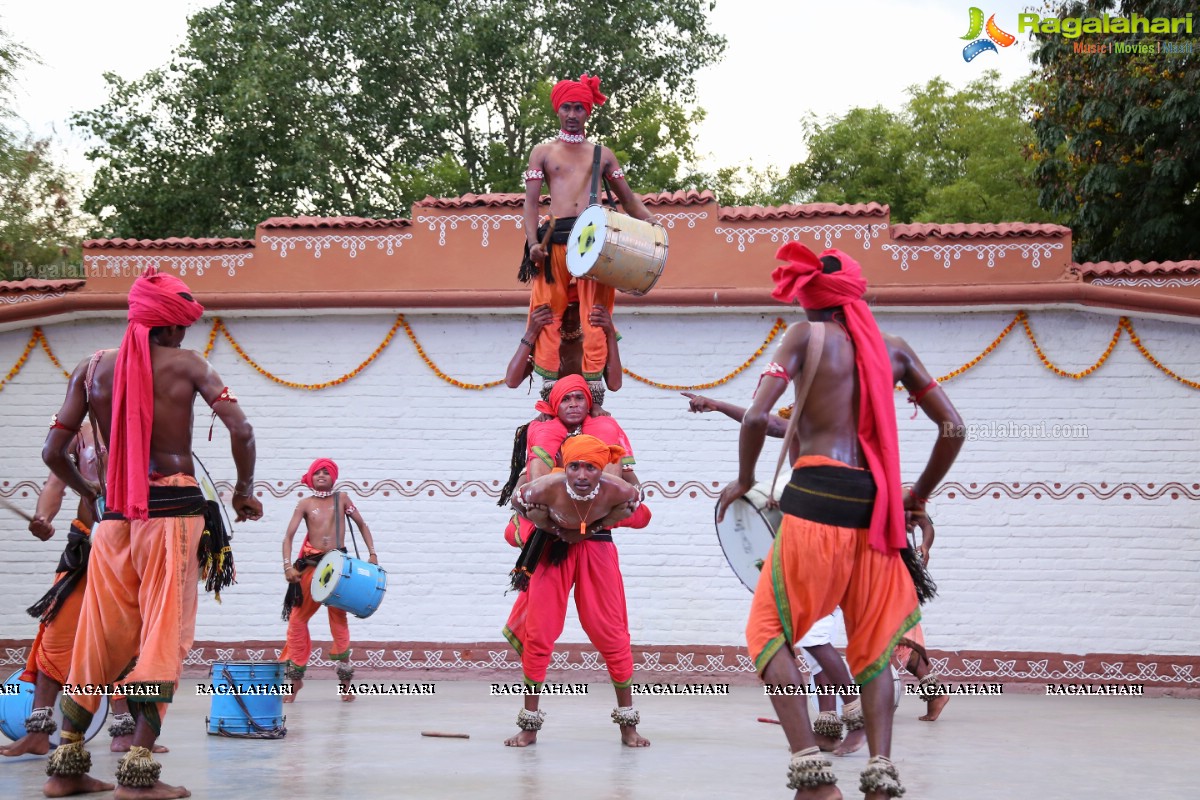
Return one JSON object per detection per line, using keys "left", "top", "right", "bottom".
{"left": 962, "top": 7, "right": 1016, "bottom": 61}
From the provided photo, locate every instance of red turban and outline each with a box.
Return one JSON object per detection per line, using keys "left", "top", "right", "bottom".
{"left": 535, "top": 373, "right": 591, "bottom": 417}
{"left": 560, "top": 434, "right": 625, "bottom": 470}
{"left": 551, "top": 73, "right": 607, "bottom": 114}
{"left": 770, "top": 243, "right": 906, "bottom": 555}
{"left": 106, "top": 268, "right": 204, "bottom": 520}
{"left": 302, "top": 458, "right": 339, "bottom": 489}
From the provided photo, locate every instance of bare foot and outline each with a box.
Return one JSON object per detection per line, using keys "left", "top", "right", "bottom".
{"left": 283, "top": 677, "right": 302, "bottom": 703}
{"left": 620, "top": 725, "right": 650, "bottom": 747}
{"left": 792, "top": 786, "right": 842, "bottom": 799}
{"left": 1, "top": 732, "right": 51, "bottom": 757}
{"left": 113, "top": 781, "right": 191, "bottom": 799}
{"left": 110, "top": 736, "right": 169, "bottom": 754}
{"left": 813, "top": 731, "right": 841, "bottom": 753}
{"left": 340, "top": 680, "right": 356, "bottom": 702}
{"left": 504, "top": 730, "right": 537, "bottom": 747}
{"left": 832, "top": 727, "right": 866, "bottom": 756}
{"left": 43, "top": 774, "right": 115, "bottom": 797}
{"left": 920, "top": 694, "right": 949, "bottom": 722}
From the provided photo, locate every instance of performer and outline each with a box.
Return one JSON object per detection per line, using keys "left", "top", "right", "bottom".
{"left": 504, "top": 294, "right": 623, "bottom": 405}
{"left": 279, "top": 458, "right": 377, "bottom": 702}
{"left": 1, "top": 425, "right": 169, "bottom": 759}
{"left": 41, "top": 268, "right": 261, "bottom": 800}
{"left": 501, "top": 377, "right": 650, "bottom": 748}
{"left": 717, "top": 243, "right": 963, "bottom": 799}
{"left": 520, "top": 72, "right": 657, "bottom": 390}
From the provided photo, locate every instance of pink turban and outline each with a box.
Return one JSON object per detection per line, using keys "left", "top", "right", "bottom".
{"left": 770, "top": 243, "right": 906, "bottom": 555}
{"left": 106, "top": 268, "right": 204, "bottom": 520}
{"left": 302, "top": 458, "right": 340, "bottom": 489}
{"left": 551, "top": 73, "right": 607, "bottom": 114}
{"left": 535, "top": 373, "right": 592, "bottom": 417}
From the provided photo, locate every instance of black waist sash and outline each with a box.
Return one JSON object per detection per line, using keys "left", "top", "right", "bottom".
{"left": 518, "top": 216, "right": 579, "bottom": 283}
{"left": 102, "top": 485, "right": 207, "bottom": 521}
{"left": 27, "top": 520, "right": 91, "bottom": 624}
{"left": 778, "top": 465, "right": 876, "bottom": 528}
{"left": 281, "top": 547, "right": 346, "bottom": 621}
{"left": 509, "top": 527, "right": 612, "bottom": 591}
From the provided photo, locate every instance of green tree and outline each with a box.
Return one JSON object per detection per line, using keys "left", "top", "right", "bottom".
{"left": 0, "top": 29, "right": 88, "bottom": 280}
{"left": 75, "top": 0, "right": 726, "bottom": 239}
{"left": 773, "top": 71, "right": 1060, "bottom": 225}
{"left": 1030, "top": 0, "right": 1200, "bottom": 261}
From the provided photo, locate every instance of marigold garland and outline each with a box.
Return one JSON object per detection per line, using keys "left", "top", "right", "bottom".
{"left": 1121, "top": 317, "right": 1200, "bottom": 390}
{"left": 1022, "top": 311, "right": 1120, "bottom": 379}
{"left": 400, "top": 315, "right": 505, "bottom": 390}
{"left": 623, "top": 318, "right": 788, "bottom": 391}
{"left": 0, "top": 328, "right": 70, "bottom": 393}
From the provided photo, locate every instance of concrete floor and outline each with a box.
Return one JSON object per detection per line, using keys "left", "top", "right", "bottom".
{"left": 1, "top": 679, "right": 1197, "bottom": 799}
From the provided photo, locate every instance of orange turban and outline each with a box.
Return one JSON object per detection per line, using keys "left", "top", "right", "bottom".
{"left": 551, "top": 73, "right": 607, "bottom": 114}
{"left": 560, "top": 434, "right": 624, "bottom": 470}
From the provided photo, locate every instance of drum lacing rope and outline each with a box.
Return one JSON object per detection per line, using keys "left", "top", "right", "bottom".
{"left": 212, "top": 665, "right": 287, "bottom": 740}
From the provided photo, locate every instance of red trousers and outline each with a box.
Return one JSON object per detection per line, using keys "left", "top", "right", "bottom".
{"left": 280, "top": 564, "right": 351, "bottom": 672}
{"left": 503, "top": 539, "right": 633, "bottom": 688}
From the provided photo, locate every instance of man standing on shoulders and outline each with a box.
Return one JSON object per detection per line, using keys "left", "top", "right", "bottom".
{"left": 718, "top": 243, "right": 963, "bottom": 799}
{"left": 41, "top": 268, "right": 261, "bottom": 800}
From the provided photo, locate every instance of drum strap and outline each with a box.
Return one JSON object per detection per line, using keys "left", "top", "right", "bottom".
{"left": 770, "top": 322, "right": 826, "bottom": 503}
{"left": 337, "top": 492, "right": 363, "bottom": 559}
{"left": 589, "top": 145, "right": 602, "bottom": 206}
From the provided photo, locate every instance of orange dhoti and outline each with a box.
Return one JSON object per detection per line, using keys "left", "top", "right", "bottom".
{"left": 745, "top": 456, "right": 920, "bottom": 685}
{"left": 60, "top": 475, "right": 205, "bottom": 736}
{"left": 528, "top": 241, "right": 614, "bottom": 381}
{"left": 22, "top": 521, "right": 92, "bottom": 686}
{"left": 280, "top": 542, "right": 351, "bottom": 675}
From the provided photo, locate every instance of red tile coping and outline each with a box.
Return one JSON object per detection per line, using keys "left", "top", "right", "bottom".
{"left": 83, "top": 237, "right": 255, "bottom": 250}
{"left": 891, "top": 222, "right": 1071, "bottom": 240}
{"left": 718, "top": 202, "right": 889, "bottom": 221}
{"left": 1077, "top": 260, "right": 1200, "bottom": 277}
{"left": 0, "top": 278, "right": 86, "bottom": 294}
{"left": 412, "top": 191, "right": 714, "bottom": 210}
{"left": 259, "top": 216, "right": 411, "bottom": 230}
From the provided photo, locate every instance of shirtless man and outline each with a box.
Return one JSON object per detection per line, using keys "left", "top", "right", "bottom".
{"left": 41, "top": 268, "right": 260, "bottom": 800}
{"left": 504, "top": 301, "right": 623, "bottom": 402}
{"left": 521, "top": 72, "right": 657, "bottom": 388}
{"left": 505, "top": 432, "right": 646, "bottom": 748}
{"left": 280, "top": 458, "right": 377, "bottom": 702}
{"left": 1, "top": 424, "right": 167, "bottom": 759}
{"left": 717, "top": 243, "right": 963, "bottom": 799}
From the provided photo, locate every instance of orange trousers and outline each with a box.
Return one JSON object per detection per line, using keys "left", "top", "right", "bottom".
{"left": 746, "top": 456, "right": 920, "bottom": 685}
{"left": 280, "top": 561, "right": 351, "bottom": 672}
{"left": 22, "top": 568, "right": 87, "bottom": 685}
{"left": 503, "top": 539, "right": 633, "bottom": 688}
{"left": 528, "top": 242, "right": 614, "bottom": 380}
{"left": 60, "top": 475, "right": 204, "bottom": 736}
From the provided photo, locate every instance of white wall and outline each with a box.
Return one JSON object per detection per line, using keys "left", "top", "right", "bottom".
{"left": 1, "top": 308, "right": 1197, "bottom": 656}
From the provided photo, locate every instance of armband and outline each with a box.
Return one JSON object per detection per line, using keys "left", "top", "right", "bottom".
{"left": 49, "top": 414, "right": 81, "bottom": 433}
{"left": 753, "top": 362, "right": 790, "bottom": 397}
{"left": 906, "top": 380, "right": 938, "bottom": 419}
{"left": 212, "top": 386, "right": 238, "bottom": 405}
{"left": 523, "top": 169, "right": 545, "bottom": 182}
{"left": 606, "top": 168, "right": 626, "bottom": 181}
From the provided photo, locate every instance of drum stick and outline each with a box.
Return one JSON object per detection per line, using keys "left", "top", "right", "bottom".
{"left": 0, "top": 497, "right": 34, "bottom": 522}
{"left": 757, "top": 717, "right": 781, "bottom": 725}
{"left": 538, "top": 215, "right": 555, "bottom": 264}
{"left": 420, "top": 731, "right": 470, "bottom": 739}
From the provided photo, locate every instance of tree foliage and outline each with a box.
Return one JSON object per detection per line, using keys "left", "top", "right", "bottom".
{"left": 769, "top": 71, "right": 1060, "bottom": 225}
{"left": 75, "top": 0, "right": 725, "bottom": 239}
{"left": 1030, "top": 0, "right": 1200, "bottom": 262}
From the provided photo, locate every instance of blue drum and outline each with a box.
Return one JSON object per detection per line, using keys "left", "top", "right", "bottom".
{"left": 205, "top": 661, "right": 287, "bottom": 738}
{"left": 310, "top": 550, "right": 387, "bottom": 619}
{"left": 0, "top": 668, "right": 108, "bottom": 746}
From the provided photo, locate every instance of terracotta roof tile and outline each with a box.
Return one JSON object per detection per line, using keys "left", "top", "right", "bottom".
{"left": 1077, "top": 260, "right": 1200, "bottom": 277}
{"left": 718, "top": 202, "right": 889, "bottom": 221}
{"left": 0, "top": 278, "right": 86, "bottom": 294}
{"left": 890, "top": 222, "right": 1070, "bottom": 240}
{"left": 259, "top": 216, "right": 410, "bottom": 230}
{"left": 83, "top": 237, "right": 255, "bottom": 250}
{"left": 413, "top": 194, "right": 533, "bottom": 209}
{"left": 641, "top": 190, "right": 716, "bottom": 206}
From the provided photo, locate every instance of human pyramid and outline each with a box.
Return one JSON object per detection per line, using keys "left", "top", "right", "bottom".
{"left": 2, "top": 72, "right": 964, "bottom": 800}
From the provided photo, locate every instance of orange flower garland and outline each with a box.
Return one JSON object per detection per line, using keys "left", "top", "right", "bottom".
{"left": 35, "top": 328, "right": 70, "bottom": 376}
{"left": 1121, "top": 317, "right": 1200, "bottom": 390}
{"left": 1022, "top": 312, "right": 1120, "bottom": 379}
{"left": 400, "top": 315, "right": 505, "bottom": 390}
{"left": 623, "top": 318, "right": 788, "bottom": 391}
{"left": 0, "top": 328, "right": 70, "bottom": 393}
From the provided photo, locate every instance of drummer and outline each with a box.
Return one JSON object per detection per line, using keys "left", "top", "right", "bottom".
{"left": 280, "top": 458, "right": 378, "bottom": 702}
{"left": 520, "top": 72, "right": 657, "bottom": 394}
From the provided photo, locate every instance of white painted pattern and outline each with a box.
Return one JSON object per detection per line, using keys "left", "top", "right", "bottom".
{"left": 656, "top": 212, "right": 709, "bottom": 230}
{"left": 84, "top": 253, "right": 254, "bottom": 278}
{"left": 713, "top": 223, "right": 887, "bottom": 252}
{"left": 260, "top": 234, "right": 413, "bottom": 258}
{"left": 880, "top": 242, "right": 1065, "bottom": 270}
{"left": 0, "top": 292, "right": 68, "bottom": 305}
{"left": 1090, "top": 276, "right": 1200, "bottom": 288}
{"left": 414, "top": 214, "right": 524, "bottom": 247}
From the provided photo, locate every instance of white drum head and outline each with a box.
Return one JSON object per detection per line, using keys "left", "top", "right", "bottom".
{"left": 566, "top": 204, "right": 610, "bottom": 277}
{"left": 714, "top": 485, "right": 781, "bottom": 593}
{"left": 309, "top": 550, "right": 344, "bottom": 603}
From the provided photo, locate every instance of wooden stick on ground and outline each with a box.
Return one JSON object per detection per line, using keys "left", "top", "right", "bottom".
{"left": 420, "top": 731, "right": 470, "bottom": 739}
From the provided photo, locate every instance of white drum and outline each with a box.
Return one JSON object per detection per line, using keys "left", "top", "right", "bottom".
{"left": 566, "top": 204, "right": 668, "bottom": 296}
{"left": 714, "top": 482, "right": 782, "bottom": 592}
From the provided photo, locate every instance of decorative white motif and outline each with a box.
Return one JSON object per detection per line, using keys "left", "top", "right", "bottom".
{"left": 84, "top": 253, "right": 254, "bottom": 278}
{"left": 880, "top": 242, "right": 1065, "bottom": 270}
{"left": 1090, "top": 276, "right": 1200, "bottom": 288}
{"left": 714, "top": 223, "right": 888, "bottom": 253}
{"left": 0, "top": 292, "right": 69, "bottom": 305}
{"left": 657, "top": 212, "right": 708, "bottom": 230}
{"left": 260, "top": 234, "right": 412, "bottom": 259}
{"left": 414, "top": 214, "right": 524, "bottom": 247}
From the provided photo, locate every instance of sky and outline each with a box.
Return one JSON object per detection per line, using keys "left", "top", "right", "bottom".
{"left": 0, "top": 0, "right": 1040, "bottom": 180}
